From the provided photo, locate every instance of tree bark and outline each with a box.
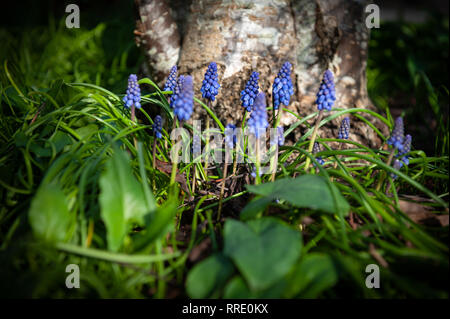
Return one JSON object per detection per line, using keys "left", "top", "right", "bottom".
{"left": 134, "top": 0, "right": 388, "bottom": 148}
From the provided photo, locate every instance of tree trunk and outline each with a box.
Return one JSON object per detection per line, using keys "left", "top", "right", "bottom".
{"left": 134, "top": 0, "right": 388, "bottom": 148}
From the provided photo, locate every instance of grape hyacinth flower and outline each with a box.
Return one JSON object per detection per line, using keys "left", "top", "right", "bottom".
{"left": 390, "top": 159, "right": 403, "bottom": 180}
{"left": 316, "top": 70, "right": 336, "bottom": 111}
{"left": 397, "top": 134, "right": 412, "bottom": 165}
{"left": 387, "top": 117, "right": 405, "bottom": 151}
{"left": 152, "top": 115, "right": 163, "bottom": 139}
{"left": 225, "top": 123, "right": 237, "bottom": 149}
{"left": 313, "top": 142, "right": 325, "bottom": 166}
{"left": 247, "top": 92, "right": 269, "bottom": 139}
{"left": 163, "top": 65, "right": 178, "bottom": 94}
{"left": 123, "top": 74, "right": 141, "bottom": 109}
{"left": 338, "top": 117, "right": 350, "bottom": 139}
{"left": 272, "top": 62, "right": 294, "bottom": 110}
{"left": 240, "top": 71, "right": 260, "bottom": 112}
{"left": 172, "top": 75, "right": 194, "bottom": 122}
{"left": 170, "top": 75, "right": 185, "bottom": 109}
{"left": 200, "top": 62, "right": 220, "bottom": 101}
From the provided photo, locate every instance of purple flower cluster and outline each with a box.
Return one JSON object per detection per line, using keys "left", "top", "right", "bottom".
{"left": 241, "top": 72, "right": 260, "bottom": 112}
{"left": 200, "top": 62, "right": 220, "bottom": 101}
{"left": 172, "top": 76, "right": 194, "bottom": 121}
{"left": 316, "top": 70, "right": 336, "bottom": 111}
{"left": 170, "top": 75, "right": 186, "bottom": 109}
{"left": 123, "top": 74, "right": 141, "bottom": 109}
{"left": 272, "top": 62, "right": 294, "bottom": 110}
{"left": 387, "top": 118, "right": 413, "bottom": 179}
{"left": 397, "top": 134, "right": 412, "bottom": 165}
{"left": 387, "top": 117, "right": 405, "bottom": 150}
{"left": 338, "top": 117, "right": 350, "bottom": 140}
{"left": 152, "top": 115, "right": 163, "bottom": 139}
{"left": 313, "top": 142, "right": 325, "bottom": 166}
{"left": 247, "top": 92, "right": 269, "bottom": 139}
{"left": 163, "top": 65, "right": 178, "bottom": 94}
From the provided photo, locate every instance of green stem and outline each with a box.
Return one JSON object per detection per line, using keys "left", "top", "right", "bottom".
{"left": 218, "top": 152, "right": 229, "bottom": 221}
{"left": 304, "top": 110, "right": 324, "bottom": 172}
{"left": 204, "top": 107, "right": 211, "bottom": 180}
{"left": 170, "top": 117, "right": 179, "bottom": 190}
{"left": 56, "top": 242, "right": 180, "bottom": 264}
{"left": 131, "top": 104, "right": 137, "bottom": 149}
{"left": 271, "top": 143, "right": 278, "bottom": 182}
{"left": 155, "top": 240, "right": 166, "bottom": 298}
{"left": 255, "top": 138, "right": 261, "bottom": 185}
{"left": 152, "top": 138, "right": 157, "bottom": 169}
{"left": 376, "top": 148, "right": 396, "bottom": 191}
{"left": 192, "top": 165, "right": 197, "bottom": 194}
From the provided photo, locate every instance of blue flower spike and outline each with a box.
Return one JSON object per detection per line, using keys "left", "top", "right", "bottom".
{"left": 397, "top": 134, "right": 412, "bottom": 165}
{"left": 173, "top": 75, "right": 194, "bottom": 122}
{"left": 225, "top": 123, "right": 237, "bottom": 149}
{"left": 313, "top": 142, "right": 325, "bottom": 166}
{"left": 316, "top": 70, "right": 336, "bottom": 111}
{"left": 390, "top": 159, "right": 403, "bottom": 180}
{"left": 338, "top": 117, "right": 350, "bottom": 140}
{"left": 240, "top": 71, "right": 260, "bottom": 112}
{"left": 387, "top": 117, "right": 405, "bottom": 151}
{"left": 170, "top": 75, "right": 185, "bottom": 109}
{"left": 201, "top": 62, "right": 220, "bottom": 102}
{"left": 123, "top": 74, "right": 141, "bottom": 109}
{"left": 247, "top": 92, "right": 269, "bottom": 139}
{"left": 152, "top": 115, "right": 163, "bottom": 139}
{"left": 163, "top": 65, "right": 178, "bottom": 94}
{"left": 272, "top": 62, "right": 294, "bottom": 110}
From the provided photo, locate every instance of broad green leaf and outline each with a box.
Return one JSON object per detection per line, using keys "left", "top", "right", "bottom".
{"left": 224, "top": 218, "right": 302, "bottom": 291}
{"left": 245, "top": 175, "right": 350, "bottom": 216}
{"left": 99, "top": 147, "right": 155, "bottom": 251}
{"left": 284, "top": 253, "right": 338, "bottom": 298}
{"left": 223, "top": 275, "right": 287, "bottom": 299}
{"left": 29, "top": 183, "right": 73, "bottom": 243}
{"left": 186, "top": 253, "right": 234, "bottom": 299}
{"left": 223, "top": 276, "right": 256, "bottom": 299}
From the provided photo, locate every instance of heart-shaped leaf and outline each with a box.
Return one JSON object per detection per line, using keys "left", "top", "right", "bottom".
{"left": 224, "top": 218, "right": 302, "bottom": 291}
{"left": 223, "top": 275, "right": 287, "bottom": 299}
{"left": 245, "top": 175, "right": 349, "bottom": 217}
{"left": 186, "top": 253, "right": 234, "bottom": 298}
